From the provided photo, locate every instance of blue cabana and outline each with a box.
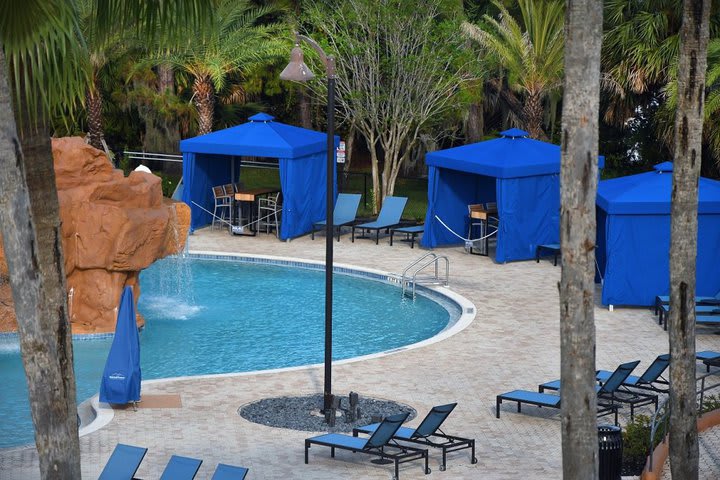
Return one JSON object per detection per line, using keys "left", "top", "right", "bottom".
{"left": 180, "top": 113, "right": 338, "bottom": 240}
{"left": 421, "top": 129, "right": 604, "bottom": 262}
{"left": 596, "top": 162, "right": 720, "bottom": 306}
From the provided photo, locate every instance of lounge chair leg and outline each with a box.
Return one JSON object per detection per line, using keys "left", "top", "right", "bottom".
{"left": 305, "top": 441, "right": 309, "bottom": 464}
{"left": 471, "top": 440, "right": 478, "bottom": 464}
{"left": 351, "top": 227, "right": 355, "bottom": 242}
{"left": 440, "top": 448, "right": 447, "bottom": 471}
{"left": 311, "top": 229, "right": 315, "bottom": 240}
{"left": 517, "top": 402, "right": 521, "bottom": 413}
{"left": 496, "top": 397, "right": 501, "bottom": 418}
{"left": 375, "top": 230, "right": 379, "bottom": 245}
{"left": 330, "top": 446, "right": 335, "bottom": 458}
{"left": 425, "top": 451, "right": 431, "bottom": 474}
{"left": 395, "top": 459, "right": 399, "bottom": 480}
{"left": 390, "top": 231, "right": 394, "bottom": 246}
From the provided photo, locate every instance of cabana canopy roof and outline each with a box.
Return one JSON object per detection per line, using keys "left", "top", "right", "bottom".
{"left": 597, "top": 162, "right": 720, "bottom": 214}
{"left": 180, "top": 113, "right": 329, "bottom": 158}
{"left": 426, "top": 129, "right": 563, "bottom": 178}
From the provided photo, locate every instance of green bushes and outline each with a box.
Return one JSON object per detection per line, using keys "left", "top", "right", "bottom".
{"left": 621, "top": 414, "right": 664, "bottom": 476}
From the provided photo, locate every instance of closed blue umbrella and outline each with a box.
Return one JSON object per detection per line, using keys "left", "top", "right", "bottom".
{"left": 99, "top": 286, "right": 141, "bottom": 405}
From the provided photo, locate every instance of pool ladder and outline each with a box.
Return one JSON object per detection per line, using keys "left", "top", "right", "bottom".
{"left": 400, "top": 253, "right": 449, "bottom": 298}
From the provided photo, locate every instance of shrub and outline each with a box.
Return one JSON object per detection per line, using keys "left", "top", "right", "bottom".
{"left": 621, "top": 414, "right": 664, "bottom": 476}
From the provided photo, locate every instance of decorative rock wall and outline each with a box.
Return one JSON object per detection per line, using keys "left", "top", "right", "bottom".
{"left": 0, "top": 137, "right": 190, "bottom": 334}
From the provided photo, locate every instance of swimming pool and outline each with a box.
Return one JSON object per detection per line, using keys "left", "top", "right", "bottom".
{"left": 0, "top": 255, "right": 460, "bottom": 448}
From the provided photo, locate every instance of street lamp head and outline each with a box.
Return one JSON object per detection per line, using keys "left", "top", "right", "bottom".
{"left": 280, "top": 44, "right": 315, "bottom": 82}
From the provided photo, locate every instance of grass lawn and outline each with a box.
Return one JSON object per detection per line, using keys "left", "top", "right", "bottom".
{"left": 239, "top": 166, "right": 428, "bottom": 222}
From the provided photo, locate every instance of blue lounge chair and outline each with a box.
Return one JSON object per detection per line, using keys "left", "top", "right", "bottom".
{"left": 211, "top": 463, "right": 249, "bottom": 480}
{"left": 540, "top": 355, "right": 670, "bottom": 394}
{"left": 657, "top": 304, "right": 720, "bottom": 329}
{"left": 311, "top": 193, "right": 362, "bottom": 241}
{"left": 305, "top": 412, "right": 430, "bottom": 480}
{"left": 539, "top": 360, "right": 657, "bottom": 420}
{"left": 352, "top": 196, "right": 408, "bottom": 244}
{"left": 98, "top": 444, "right": 148, "bottom": 480}
{"left": 352, "top": 403, "right": 476, "bottom": 471}
{"left": 654, "top": 290, "right": 720, "bottom": 314}
{"left": 698, "top": 350, "right": 720, "bottom": 372}
{"left": 160, "top": 455, "right": 203, "bottom": 480}
{"left": 495, "top": 390, "right": 618, "bottom": 423}
{"left": 596, "top": 354, "right": 670, "bottom": 392}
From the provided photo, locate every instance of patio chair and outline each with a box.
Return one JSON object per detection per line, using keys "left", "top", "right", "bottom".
{"left": 211, "top": 463, "right": 249, "bottom": 480}
{"left": 159, "top": 455, "right": 203, "bottom": 480}
{"left": 352, "top": 403, "right": 477, "bottom": 471}
{"left": 258, "top": 192, "right": 282, "bottom": 237}
{"left": 311, "top": 193, "right": 362, "bottom": 241}
{"left": 539, "top": 360, "right": 657, "bottom": 420}
{"left": 98, "top": 443, "right": 148, "bottom": 480}
{"left": 305, "top": 412, "right": 430, "bottom": 480}
{"left": 495, "top": 390, "right": 618, "bottom": 424}
{"left": 352, "top": 196, "right": 408, "bottom": 244}
{"left": 211, "top": 185, "right": 232, "bottom": 230}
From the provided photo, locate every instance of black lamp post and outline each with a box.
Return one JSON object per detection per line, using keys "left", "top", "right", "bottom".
{"left": 280, "top": 33, "right": 336, "bottom": 414}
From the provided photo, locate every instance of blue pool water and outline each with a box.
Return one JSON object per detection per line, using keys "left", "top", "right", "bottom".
{"left": 0, "top": 257, "right": 456, "bottom": 448}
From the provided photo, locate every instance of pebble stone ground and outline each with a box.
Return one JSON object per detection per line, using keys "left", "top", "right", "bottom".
{"left": 1, "top": 227, "right": 720, "bottom": 479}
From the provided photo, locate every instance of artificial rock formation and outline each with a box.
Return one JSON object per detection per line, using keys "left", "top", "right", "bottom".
{"left": 0, "top": 137, "right": 190, "bottom": 333}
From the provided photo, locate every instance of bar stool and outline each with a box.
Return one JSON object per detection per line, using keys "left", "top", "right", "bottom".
{"left": 211, "top": 186, "right": 232, "bottom": 230}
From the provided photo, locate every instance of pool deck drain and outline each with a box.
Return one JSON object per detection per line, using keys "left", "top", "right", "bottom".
{"left": 2, "top": 227, "right": 720, "bottom": 479}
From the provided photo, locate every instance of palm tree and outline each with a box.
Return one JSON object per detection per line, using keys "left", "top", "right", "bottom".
{"left": 603, "top": 0, "right": 720, "bottom": 173}
{"left": 160, "top": 0, "right": 288, "bottom": 135}
{"left": 652, "top": 39, "right": 720, "bottom": 172}
{"left": 462, "top": 0, "right": 565, "bottom": 139}
{"left": 77, "top": 0, "right": 130, "bottom": 150}
{"left": 0, "top": 1, "right": 210, "bottom": 477}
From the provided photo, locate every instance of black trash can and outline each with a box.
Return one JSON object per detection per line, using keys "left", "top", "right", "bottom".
{"left": 598, "top": 425, "right": 623, "bottom": 480}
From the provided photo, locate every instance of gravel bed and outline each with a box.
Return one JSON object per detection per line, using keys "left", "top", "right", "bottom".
{"left": 238, "top": 393, "right": 416, "bottom": 433}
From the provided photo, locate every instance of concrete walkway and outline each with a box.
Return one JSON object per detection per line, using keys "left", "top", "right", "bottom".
{"left": 2, "top": 227, "right": 720, "bottom": 479}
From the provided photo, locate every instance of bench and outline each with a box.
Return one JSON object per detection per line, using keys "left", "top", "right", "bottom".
{"left": 535, "top": 243, "right": 560, "bottom": 266}
{"left": 390, "top": 225, "right": 424, "bottom": 249}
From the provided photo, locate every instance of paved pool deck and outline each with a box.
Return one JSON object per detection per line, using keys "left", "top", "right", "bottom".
{"left": 2, "top": 227, "right": 720, "bottom": 479}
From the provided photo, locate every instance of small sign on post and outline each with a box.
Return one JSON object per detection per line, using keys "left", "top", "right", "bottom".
{"left": 336, "top": 140, "right": 346, "bottom": 164}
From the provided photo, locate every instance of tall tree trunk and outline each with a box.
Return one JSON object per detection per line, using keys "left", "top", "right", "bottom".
{"left": 86, "top": 77, "right": 105, "bottom": 150}
{"left": 466, "top": 102, "right": 484, "bottom": 142}
{"left": 523, "top": 91, "right": 545, "bottom": 139}
{"left": 158, "top": 63, "right": 175, "bottom": 94}
{"left": 343, "top": 125, "right": 355, "bottom": 173}
{"left": 0, "top": 47, "right": 80, "bottom": 479}
{"left": 368, "top": 134, "right": 381, "bottom": 214}
{"left": 299, "top": 87, "right": 312, "bottom": 130}
{"left": 143, "top": 64, "right": 181, "bottom": 154}
{"left": 668, "top": 1, "right": 710, "bottom": 478}
{"left": 559, "top": 2, "right": 602, "bottom": 479}
{"left": 193, "top": 76, "right": 214, "bottom": 136}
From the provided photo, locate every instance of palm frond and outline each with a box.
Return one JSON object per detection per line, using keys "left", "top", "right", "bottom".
{"left": 2, "top": 0, "right": 88, "bottom": 127}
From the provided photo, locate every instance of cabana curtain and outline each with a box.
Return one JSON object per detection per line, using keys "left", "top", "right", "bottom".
{"left": 596, "top": 163, "right": 720, "bottom": 306}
